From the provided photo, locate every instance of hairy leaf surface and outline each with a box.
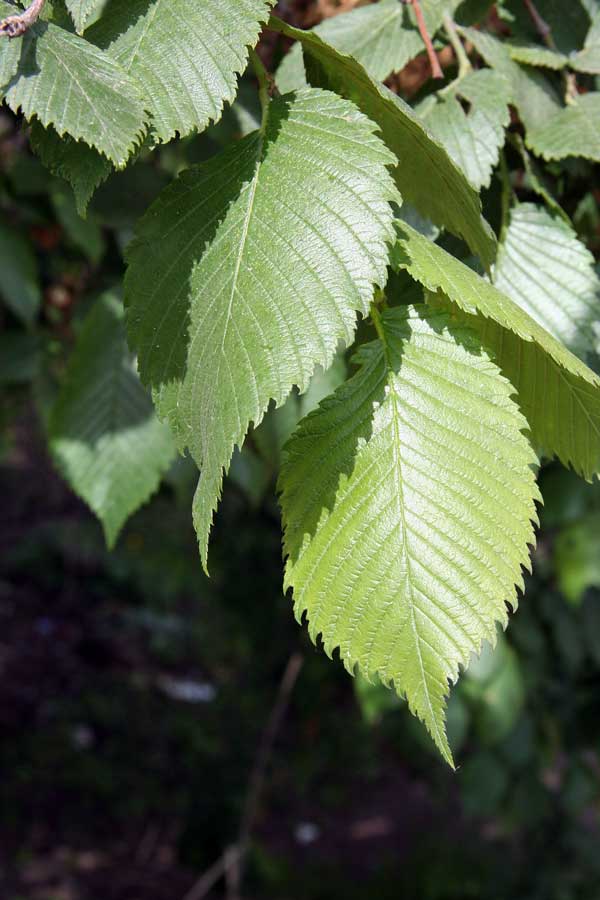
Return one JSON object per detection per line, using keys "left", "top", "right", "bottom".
{"left": 89, "top": 0, "right": 273, "bottom": 143}
{"left": 50, "top": 293, "right": 175, "bottom": 547}
{"left": 269, "top": 15, "right": 496, "bottom": 269}
{"left": 393, "top": 223, "right": 600, "bottom": 478}
{"left": 281, "top": 305, "right": 540, "bottom": 764}
{"left": 125, "top": 88, "right": 398, "bottom": 565}
{"left": 0, "top": 10, "right": 146, "bottom": 166}
{"left": 494, "top": 203, "right": 600, "bottom": 357}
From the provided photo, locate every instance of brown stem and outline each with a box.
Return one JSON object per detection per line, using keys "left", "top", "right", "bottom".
{"left": 522, "top": 0, "right": 554, "bottom": 47}
{"left": 0, "top": 0, "right": 46, "bottom": 38}
{"left": 404, "top": 0, "right": 444, "bottom": 79}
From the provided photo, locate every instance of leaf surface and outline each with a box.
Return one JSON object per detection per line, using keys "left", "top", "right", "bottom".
{"left": 527, "top": 93, "right": 600, "bottom": 163}
{"left": 0, "top": 219, "right": 41, "bottom": 326}
{"left": 125, "top": 87, "right": 398, "bottom": 565}
{"left": 269, "top": 15, "right": 496, "bottom": 269}
{"left": 50, "top": 293, "right": 176, "bottom": 547}
{"left": 276, "top": 0, "right": 454, "bottom": 91}
{"left": 280, "top": 305, "right": 540, "bottom": 764}
{"left": 89, "top": 0, "right": 273, "bottom": 143}
{"left": 0, "top": 10, "right": 146, "bottom": 166}
{"left": 494, "top": 203, "right": 600, "bottom": 357}
{"left": 392, "top": 222, "right": 600, "bottom": 478}
{"left": 419, "top": 69, "right": 511, "bottom": 189}
{"left": 65, "top": 0, "right": 104, "bottom": 33}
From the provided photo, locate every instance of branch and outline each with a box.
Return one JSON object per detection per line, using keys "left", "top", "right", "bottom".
{"left": 0, "top": 0, "right": 45, "bottom": 38}
{"left": 522, "top": 0, "right": 554, "bottom": 47}
{"left": 403, "top": 0, "right": 444, "bottom": 79}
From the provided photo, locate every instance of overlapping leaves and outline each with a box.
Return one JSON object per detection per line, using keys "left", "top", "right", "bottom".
{"left": 280, "top": 305, "right": 540, "bottom": 764}
{"left": 125, "top": 87, "right": 398, "bottom": 565}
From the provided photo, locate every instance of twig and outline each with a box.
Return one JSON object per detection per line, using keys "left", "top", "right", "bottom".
{"left": 403, "top": 0, "right": 444, "bottom": 79}
{"left": 442, "top": 14, "right": 471, "bottom": 80}
{"left": 522, "top": 0, "right": 554, "bottom": 47}
{"left": 0, "top": 0, "right": 45, "bottom": 38}
{"left": 181, "top": 652, "right": 303, "bottom": 900}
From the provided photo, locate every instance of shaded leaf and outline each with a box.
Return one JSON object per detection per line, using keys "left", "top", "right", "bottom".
{"left": 527, "top": 93, "right": 600, "bottom": 163}
{"left": 0, "top": 219, "right": 41, "bottom": 325}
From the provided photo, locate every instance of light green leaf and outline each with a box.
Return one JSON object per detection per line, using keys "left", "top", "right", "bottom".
{"left": 392, "top": 221, "right": 600, "bottom": 479}
{"left": 494, "top": 203, "right": 600, "bottom": 357}
{"left": 527, "top": 93, "right": 600, "bottom": 163}
{"left": 50, "top": 292, "right": 176, "bottom": 548}
{"left": 276, "top": 0, "right": 456, "bottom": 92}
{"left": 280, "top": 305, "right": 540, "bottom": 765}
{"left": 573, "top": 9, "right": 600, "bottom": 73}
{"left": 30, "top": 121, "right": 112, "bottom": 217}
{"left": 269, "top": 16, "right": 496, "bottom": 269}
{"left": 460, "top": 26, "right": 562, "bottom": 131}
{"left": 65, "top": 0, "right": 104, "bottom": 33}
{"left": 419, "top": 69, "right": 511, "bottom": 189}
{"left": 89, "top": 0, "right": 273, "bottom": 144}
{"left": 0, "top": 220, "right": 41, "bottom": 326}
{"left": 0, "top": 12, "right": 147, "bottom": 166}
{"left": 125, "top": 88, "right": 398, "bottom": 565}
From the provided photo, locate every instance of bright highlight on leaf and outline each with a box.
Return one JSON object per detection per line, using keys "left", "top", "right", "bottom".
{"left": 125, "top": 87, "right": 398, "bottom": 566}
{"left": 50, "top": 292, "right": 176, "bottom": 548}
{"left": 280, "top": 305, "right": 540, "bottom": 765}
{"left": 494, "top": 203, "right": 600, "bottom": 358}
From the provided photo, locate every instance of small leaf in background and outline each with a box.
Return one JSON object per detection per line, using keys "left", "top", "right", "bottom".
{"left": 493, "top": 203, "right": 600, "bottom": 358}
{"left": 527, "top": 94, "right": 600, "bottom": 163}
{"left": 49, "top": 292, "right": 176, "bottom": 548}
{"left": 276, "top": 0, "right": 456, "bottom": 91}
{"left": 281, "top": 305, "right": 539, "bottom": 765}
{"left": 0, "top": 220, "right": 41, "bottom": 326}
{"left": 462, "top": 634, "right": 525, "bottom": 745}
{"left": 50, "top": 185, "right": 106, "bottom": 265}
{"left": 554, "top": 514, "right": 600, "bottom": 605}
{"left": 419, "top": 69, "right": 511, "bottom": 190}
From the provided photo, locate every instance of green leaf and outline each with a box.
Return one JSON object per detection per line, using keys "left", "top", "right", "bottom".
{"left": 269, "top": 15, "right": 497, "bottom": 270}
{"left": 555, "top": 514, "right": 600, "bottom": 604}
{"left": 65, "top": 0, "right": 104, "bottom": 33}
{"left": 392, "top": 221, "right": 600, "bottom": 479}
{"left": 419, "top": 69, "right": 511, "bottom": 189}
{"left": 0, "top": 220, "right": 41, "bottom": 326}
{"left": 494, "top": 203, "right": 600, "bottom": 358}
{"left": 30, "top": 121, "right": 112, "bottom": 217}
{"left": 89, "top": 0, "right": 273, "bottom": 144}
{"left": 125, "top": 87, "right": 398, "bottom": 566}
{"left": 527, "top": 93, "right": 600, "bottom": 163}
{"left": 276, "top": 0, "right": 455, "bottom": 92}
{"left": 49, "top": 292, "right": 176, "bottom": 547}
{"left": 573, "top": 9, "right": 600, "bottom": 74}
{"left": 508, "top": 44, "right": 568, "bottom": 69}
{"left": 460, "top": 26, "right": 562, "bottom": 132}
{"left": 0, "top": 12, "right": 147, "bottom": 166}
{"left": 280, "top": 305, "right": 540, "bottom": 765}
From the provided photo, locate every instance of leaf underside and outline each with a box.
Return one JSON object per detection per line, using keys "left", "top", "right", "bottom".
{"left": 50, "top": 293, "right": 176, "bottom": 547}
{"left": 125, "top": 87, "right": 398, "bottom": 566}
{"left": 280, "top": 305, "right": 540, "bottom": 765}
